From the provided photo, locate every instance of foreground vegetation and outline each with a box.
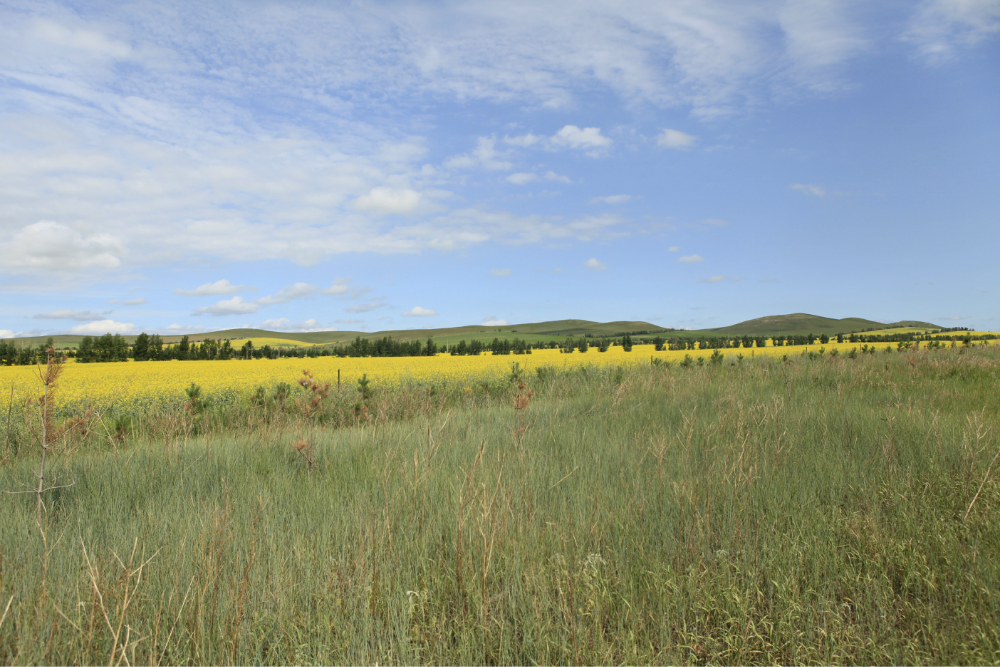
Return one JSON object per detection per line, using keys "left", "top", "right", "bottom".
{"left": 1, "top": 345, "right": 999, "bottom": 664}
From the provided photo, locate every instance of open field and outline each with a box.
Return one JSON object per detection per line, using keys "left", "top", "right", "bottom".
{"left": 4, "top": 340, "right": 991, "bottom": 413}
{"left": 1, "top": 344, "right": 999, "bottom": 664}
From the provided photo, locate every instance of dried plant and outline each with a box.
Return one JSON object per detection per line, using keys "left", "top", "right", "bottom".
{"left": 5, "top": 345, "right": 74, "bottom": 517}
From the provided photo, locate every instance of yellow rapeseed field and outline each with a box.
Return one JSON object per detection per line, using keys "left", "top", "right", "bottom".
{"left": 0, "top": 340, "right": 988, "bottom": 411}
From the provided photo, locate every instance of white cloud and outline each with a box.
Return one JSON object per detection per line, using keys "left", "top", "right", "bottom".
{"left": 585, "top": 258, "right": 607, "bottom": 270}
{"left": 1, "top": 221, "right": 124, "bottom": 272}
{"left": 260, "top": 317, "right": 331, "bottom": 332}
{"left": 491, "top": 268, "right": 511, "bottom": 277}
{"left": 791, "top": 183, "right": 826, "bottom": 197}
{"left": 504, "top": 133, "right": 544, "bottom": 147}
{"left": 403, "top": 306, "right": 437, "bottom": 316}
{"left": 0, "top": 330, "right": 14, "bottom": 339}
{"left": 445, "top": 137, "right": 512, "bottom": 171}
{"left": 904, "top": 0, "right": 1000, "bottom": 62}
{"left": 702, "top": 218, "right": 728, "bottom": 227}
{"left": 122, "top": 298, "right": 147, "bottom": 306}
{"left": 700, "top": 275, "right": 726, "bottom": 283}
{"left": 549, "top": 126, "right": 612, "bottom": 153}
{"left": 70, "top": 319, "right": 135, "bottom": 334}
{"left": 321, "top": 278, "right": 369, "bottom": 298}
{"left": 679, "top": 254, "right": 705, "bottom": 263}
{"left": 507, "top": 170, "right": 571, "bottom": 185}
{"left": 34, "top": 309, "right": 110, "bottom": 321}
{"left": 174, "top": 280, "right": 253, "bottom": 297}
{"left": 482, "top": 316, "right": 508, "bottom": 326}
{"left": 589, "top": 195, "right": 631, "bottom": 205}
{"left": 506, "top": 172, "right": 536, "bottom": 185}
{"left": 668, "top": 246, "right": 680, "bottom": 252}
{"left": 194, "top": 296, "right": 259, "bottom": 316}
{"left": 354, "top": 187, "right": 424, "bottom": 215}
{"left": 257, "top": 282, "right": 318, "bottom": 306}
{"left": 657, "top": 129, "right": 697, "bottom": 149}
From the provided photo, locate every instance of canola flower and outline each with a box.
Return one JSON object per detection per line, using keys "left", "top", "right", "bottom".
{"left": 0, "top": 340, "right": 989, "bottom": 413}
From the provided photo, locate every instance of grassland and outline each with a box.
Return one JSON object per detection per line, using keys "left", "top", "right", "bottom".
{"left": 1, "top": 343, "right": 999, "bottom": 664}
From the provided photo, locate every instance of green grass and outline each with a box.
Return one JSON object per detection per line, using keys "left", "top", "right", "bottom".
{"left": 1, "top": 346, "right": 998, "bottom": 664}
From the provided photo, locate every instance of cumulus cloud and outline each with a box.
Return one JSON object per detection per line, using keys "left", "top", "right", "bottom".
{"left": 2, "top": 222, "right": 124, "bottom": 272}
{"left": 70, "top": 319, "right": 135, "bottom": 334}
{"left": 34, "top": 309, "right": 110, "bottom": 321}
{"left": 0, "top": 330, "right": 14, "bottom": 339}
{"left": 403, "top": 306, "right": 437, "bottom": 316}
{"left": 194, "top": 296, "right": 259, "bottom": 316}
{"left": 257, "top": 282, "right": 318, "bottom": 305}
{"left": 322, "top": 278, "right": 369, "bottom": 298}
{"left": 354, "top": 187, "right": 424, "bottom": 215}
{"left": 445, "top": 137, "right": 512, "bottom": 171}
{"left": 585, "top": 258, "right": 607, "bottom": 270}
{"left": 482, "top": 316, "right": 508, "bottom": 326}
{"left": 589, "top": 195, "right": 631, "bottom": 204}
{"left": 503, "top": 133, "right": 544, "bottom": 147}
{"left": 549, "top": 125, "right": 613, "bottom": 153}
{"left": 261, "top": 317, "right": 331, "bottom": 332}
{"left": 122, "top": 298, "right": 147, "bottom": 306}
{"left": 506, "top": 170, "right": 571, "bottom": 185}
{"left": 506, "top": 172, "right": 536, "bottom": 185}
{"left": 491, "top": 268, "right": 511, "bottom": 277}
{"left": 791, "top": 183, "right": 826, "bottom": 197}
{"left": 679, "top": 254, "right": 704, "bottom": 263}
{"left": 668, "top": 246, "right": 680, "bottom": 252}
{"left": 174, "top": 280, "right": 253, "bottom": 296}
{"left": 657, "top": 129, "right": 697, "bottom": 149}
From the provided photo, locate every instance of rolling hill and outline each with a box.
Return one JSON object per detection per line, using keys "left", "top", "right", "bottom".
{"left": 3, "top": 314, "right": 945, "bottom": 349}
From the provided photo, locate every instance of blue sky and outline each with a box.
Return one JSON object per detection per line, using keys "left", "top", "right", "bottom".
{"left": 1, "top": 0, "right": 998, "bottom": 338}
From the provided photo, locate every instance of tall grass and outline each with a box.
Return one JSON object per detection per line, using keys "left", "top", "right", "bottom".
{"left": 1, "top": 346, "right": 999, "bottom": 664}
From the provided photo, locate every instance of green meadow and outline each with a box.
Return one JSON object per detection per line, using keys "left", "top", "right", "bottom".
{"left": 1, "top": 344, "right": 999, "bottom": 664}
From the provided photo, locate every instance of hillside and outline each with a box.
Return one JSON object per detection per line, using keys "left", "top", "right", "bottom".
{"left": 705, "top": 313, "right": 941, "bottom": 337}
{"left": 3, "top": 314, "right": 945, "bottom": 349}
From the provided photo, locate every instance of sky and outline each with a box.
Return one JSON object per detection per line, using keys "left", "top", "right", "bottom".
{"left": 1, "top": 0, "right": 998, "bottom": 338}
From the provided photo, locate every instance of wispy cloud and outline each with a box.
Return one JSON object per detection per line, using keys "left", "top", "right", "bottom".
{"left": 193, "top": 296, "right": 258, "bottom": 316}
{"left": 679, "top": 254, "right": 704, "bottom": 263}
{"left": 257, "top": 282, "right": 317, "bottom": 306}
{"left": 657, "top": 128, "right": 696, "bottom": 149}
{"left": 122, "top": 298, "right": 147, "bottom": 306}
{"left": 791, "top": 183, "right": 826, "bottom": 197}
{"left": 34, "top": 309, "right": 111, "bottom": 321}
{"left": 175, "top": 280, "right": 254, "bottom": 297}
{"left": 585, "top": 258, "right": 607, "bottom": 270}
{"left": 491, "top": 268, "right": 511, "bottom": 277}
{"left": 346, "top": 299, "right": 387, "bottom": 313}
{"left": 589, "top": 195, "right": 631, "bottom": 205}
{"left": 482, "top": 316, "right": 508, "bottom": 326}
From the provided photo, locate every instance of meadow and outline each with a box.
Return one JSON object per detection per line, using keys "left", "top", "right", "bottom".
{"left": 1, "top": 343, "right": 999, "bottom": 664}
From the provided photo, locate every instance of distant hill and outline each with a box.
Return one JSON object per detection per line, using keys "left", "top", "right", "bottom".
{"left": 2, "top": 315, "right": 944, "bottom": 349}
{"left": 705, "top": 313, "right": 941, "bottom": 337}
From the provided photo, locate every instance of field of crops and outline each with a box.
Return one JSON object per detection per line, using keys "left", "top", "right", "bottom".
{"left": 0, "top": 340, "right": 992, "bottom": 412}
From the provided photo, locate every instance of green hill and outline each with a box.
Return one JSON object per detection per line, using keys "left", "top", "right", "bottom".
{"left": 2, "top": 315, "right": 945, "bottom": 350}
{"left": 704, "top": 313, "right": 941, "bottom": 337}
